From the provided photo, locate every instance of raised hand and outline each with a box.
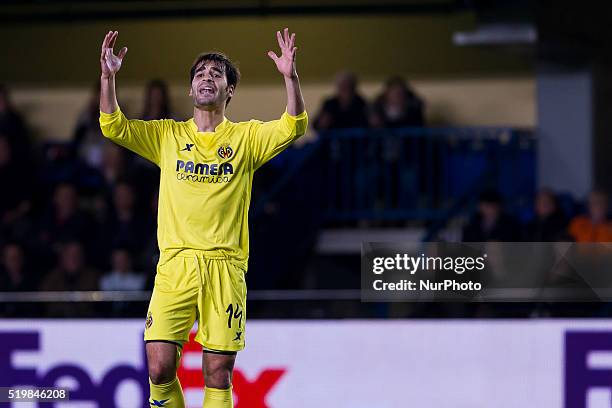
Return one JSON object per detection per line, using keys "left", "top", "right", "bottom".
{"left": 100, "top": 31, "right": 128, "bottom": 79}
{"left": 267, "top": 28, "right": 298, "bottom": 79}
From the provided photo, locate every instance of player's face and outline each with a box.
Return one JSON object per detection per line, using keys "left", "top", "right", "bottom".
{"left": 190, "top": 61, "right": 234, "bottom": 110}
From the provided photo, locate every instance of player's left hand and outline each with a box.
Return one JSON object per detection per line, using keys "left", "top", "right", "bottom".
{"left": 268, "top": 28, "right": 298, "bottom": 79}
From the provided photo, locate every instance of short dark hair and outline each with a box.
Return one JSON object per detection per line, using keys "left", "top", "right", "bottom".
{"left": 479, "top": 190, "right": 502, "bottom": 205}
{"left": 190, "top": 52, "right": 240, "bottom": 106}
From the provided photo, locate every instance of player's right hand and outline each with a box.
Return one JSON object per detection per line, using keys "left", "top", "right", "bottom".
{"left": 100, "top": 31, "right": 128, "bottom": 79}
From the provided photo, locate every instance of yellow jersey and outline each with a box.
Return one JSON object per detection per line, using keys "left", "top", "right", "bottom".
{"left": 99, "top": 108, "right": 308, "bottom": 269}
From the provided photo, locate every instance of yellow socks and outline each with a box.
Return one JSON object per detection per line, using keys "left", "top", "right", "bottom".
{"left": 203, "top": 386, "right": 233, "bottom": 408}
{"left": 149, "top": 379, "right": 233, "bottom": 407}
{"left": 149, "top": 376, "right": 185, "bottom": 407}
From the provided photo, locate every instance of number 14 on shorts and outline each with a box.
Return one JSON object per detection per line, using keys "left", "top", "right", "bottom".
{"left": 225, "top": 304, "right": 243, "bottom": 329}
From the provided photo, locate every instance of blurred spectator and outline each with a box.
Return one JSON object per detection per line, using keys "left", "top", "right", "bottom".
{"left": 0, "top": 243, "right": 33, "bottom": 292}
{"left": 40, "top": 140, "right": 104, "bottom": 192}
{"left": 313, "top": 71, "right": 369, "bottom": 131}
{"left": 101, "top": 248, "right": 145, "bottom": 316}
{"left": 0, "top": 136, "right": 32, "bottom": 240}
{"left": 369, "top": 77, "right": 427, "bottom": 212}
{"left": 0, "top": 242, "right": 37, "bottom": 316}
{"left": 72, "top": 80, "right": 108, "bottom": 168}
{"left": 100, "top": 248, "right": 145, "bottom": 291}
{"left": 568, "top": 190, "right": 612, "bottom": 242}
{"left": 97, "top": 142, "right": 130, "bottom": 192}
{"left": 370, "top": 76, "right": 425, "bottom": 128}
{"left": 523, "top": 189, "right": 569, "bottom": 241}
{"left": 141, "top": 79, "right": 173, "bottom": 120}
{"left": 89, "top": 143, "right": 128, "bottom": 228}
{"left": 0, "top": 84, "right": 31, "bottom": 164}
{"left": 38, "top": 183, "right": 96, "bottom": 252}
{"left": 126, "top": 80, "right": 168, "bottom": 193}
{"left": 39, "top": 241, "right": 98, "bottom": 316}
{"left": 40, "top": 241, "right": 97, "bottom": 290}
{"left": 313, "top": 72, "right": 369, "bottom": 224}
{"left": 100, "top": 181, "right": 152, "bottom": 258}
{"left": 91, "top": 139, "right": 158, "bottom": 230}
{"left": 463, "top": 190, "right": 520, "bottom": 241}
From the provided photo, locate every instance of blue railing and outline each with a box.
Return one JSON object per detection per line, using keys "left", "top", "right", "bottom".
{"left": 322, "top": 127, "right": 536, "bottom": 221}
{"left": 253, "top": 126, "right": 536, "bottom": 223}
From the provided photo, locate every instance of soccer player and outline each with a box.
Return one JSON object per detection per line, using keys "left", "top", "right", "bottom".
{"left": 99, "top": 28, "right": 307, "bottom": 408}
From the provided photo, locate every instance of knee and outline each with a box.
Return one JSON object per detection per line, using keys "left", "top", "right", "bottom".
{"left": 204, "top": 365, "right": 233, "bottom": 389}
{"left": 148, "top": 360, "right": 176, "bottom": 385}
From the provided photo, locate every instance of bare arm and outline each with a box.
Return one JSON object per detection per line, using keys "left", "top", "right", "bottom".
{"left": 98, "top": 31, "right": 163, "bottom": 165}
{"left": 99, "top": 31, "right": 128, "bottom": 114}
{"left": 267, "top": 28, "right": 305, "bottom": 116}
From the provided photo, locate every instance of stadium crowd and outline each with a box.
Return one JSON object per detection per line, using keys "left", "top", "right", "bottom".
{"left": 0, "top": 75, "right": 610, "bottom": 318}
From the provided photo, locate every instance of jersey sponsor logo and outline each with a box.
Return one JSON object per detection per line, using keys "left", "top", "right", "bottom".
{"left": 176, "top": 173, "right": 230, "bottom": 184}
{"left": 180, "top": 143, "right": 195, "bottom": 152}
{"left": 217, "top": 144, "right": 234, "bottom": 160}
{"left": 175, "top": 159, "right": 233, "bottom": 184}
{"left": 176, "top": 160, "right": 233, "bottom": 176}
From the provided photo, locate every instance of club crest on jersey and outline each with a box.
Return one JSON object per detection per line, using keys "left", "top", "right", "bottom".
{"left": 217, "top": 144, "right": 234, "bottom": 160}
{"left": 145, "top": 312, "right": 153, "bottom": 329}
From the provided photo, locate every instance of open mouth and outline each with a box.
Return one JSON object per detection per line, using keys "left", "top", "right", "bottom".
{"left": 199, "top": 86, "right": 215, "bottom": 95}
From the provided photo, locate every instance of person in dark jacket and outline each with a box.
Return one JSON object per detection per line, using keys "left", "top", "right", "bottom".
{"left": 523, "top": 189, "right": 569, "bottom": 241}
{"left": 313, "top": 71, "right": 369, "bottom": 131}
{"left": 463, "top": 190, "right": 520, "bottom": 242}
{"left": 370, "top": 76, "right": 425, "bottom": 128}
{"left": 0, "top": 84, "right": 31, "bottom": 165}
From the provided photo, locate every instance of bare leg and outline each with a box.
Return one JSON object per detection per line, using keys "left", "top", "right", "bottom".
{"left": 146, "top": 341, "right": 180, "bottom": 384}
{"left": 202, "top": 351, "right": 236, "bottom": 407}
{"left": 146, "top": 341, "right": 185, "bottom": 407}
{"left": 202, "top": 351, "right": 236, "bottom": 389}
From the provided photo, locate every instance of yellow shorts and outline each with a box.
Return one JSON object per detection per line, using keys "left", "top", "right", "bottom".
{"left": 144, "top": 249, "right": 247, "bottom": 352}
